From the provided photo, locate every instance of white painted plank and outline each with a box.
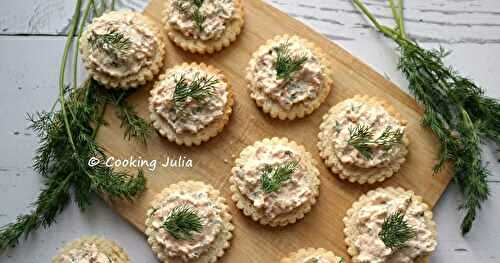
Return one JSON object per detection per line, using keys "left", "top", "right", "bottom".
{"left": 2, "top": 0, "right": 500, "bottom": 45}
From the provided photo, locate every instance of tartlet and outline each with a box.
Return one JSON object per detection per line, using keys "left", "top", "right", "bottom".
{"left": 80, "top": 11, "right": 166, "bottom": 89}
{"left": 145, "top": 180, "right": 234, "bottom": 263}
{"left": 281, "top": 248, "right": 344, "bottom": 263}
{"left": 230, "top": 137, "right": 320, "bottom": 226}
{"left": 343, "top": 187, "right": 437, "bottom": 263}
{"left": 317, "top": 95, "right": 409, "bottom": 184}
{"left": 163, "top": 0, "right": 245, "bottom": 54}
{"left": 246, "top": 35, "right": 332, "bottom": 120}
{"left": 149, "top": 62, "right": 233, "bottom": 146}
{"left": 52, "top": 236, "right": 129, "bottom": 263}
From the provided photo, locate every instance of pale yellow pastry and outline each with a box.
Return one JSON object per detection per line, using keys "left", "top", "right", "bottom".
{"left": 343, "top": 187, "right": 437, "bottom": 263}
{"left": 281, "top": 248, "right": 344, "bottom": 263}
{"left": 149, "top": 62, "right": 233, "bottom": 146}
{"left": 246, "top": 35, "right": 332, "bottom": 120}
{"left": 52, "top": 236, "right": 129, "bottom": 263}
{"left": 230, "top": 137, "right": 320, "bottom": 226}
{"left": 80, "top": 11, "right": 166, "bottom": 89}
{"left": 318, "top": 95, "right": 409, "bottom": 184}
{"left": 163, "top": 0, "right": 244, "bottom": 54}
{"left": 145, "top": 180, "right": 233, "bottom": 263}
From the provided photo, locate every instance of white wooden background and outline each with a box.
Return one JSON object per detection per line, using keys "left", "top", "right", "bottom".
{"left": 1, "top": 0, "right": 499, "bottom": 262}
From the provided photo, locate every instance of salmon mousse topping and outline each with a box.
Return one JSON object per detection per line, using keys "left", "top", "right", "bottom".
{"left": 167, "top": 0, "right": 237, "bottom": 41}
{"left": 248, "top": 37, "right": 325, "bottom": 111}
{"left": 231, "top": 138, "right": 320, "bottom": 222}
{"left": 150, "top": 67, "right": 228, "bottom": 134}
{"left": 344, "top": 187, "right": 437, "bottom": 263}
{"left": 329, "top": 99, "right": 406, "bottom": 168}
{"left": 59, "top": 242, "right": 111, "bottom": 263}
{"left": 83, "top": 11, "right": 159, "bottom": 79}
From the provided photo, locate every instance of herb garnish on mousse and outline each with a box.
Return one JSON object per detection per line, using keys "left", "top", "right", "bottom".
{"left": 352, "top": 0, "right": 499, "bottom": 234}
{"left": 0, "top": 1, "right": 152, "bottom": 250}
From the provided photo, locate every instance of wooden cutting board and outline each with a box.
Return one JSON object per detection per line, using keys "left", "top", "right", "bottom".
{"left": 96, "top": 0, "right": 453, "bottom": 261}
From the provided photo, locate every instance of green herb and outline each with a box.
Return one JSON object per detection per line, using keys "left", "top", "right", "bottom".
{"left": 352, "top": 0, "right": 499, "bottom": 234}
{"left": 0, "top": 1, "right": 150, "bottom": 251}
{"left": 347, "top": 124, "right": 404, "bottom": 159}
{"left": 173, "top": 73, "right": 218, "bottom": 110}
{"left": 379, "top": 212, "right": 416, "bottom": 249}
{"left": 163, "top": 205, "right": 203, "bottom": 240}
{"left": 338, "top": 257, "right": 345, "bottom": 263}
{"left": 174, "top": 0, "right": 206, "bottom": 32}
{"left": 260, "top": 161, "right": 299, "bottom": 193}
{"left": 90, "top": 30, "right": 131, "bottom": 56}
{"left": 274, "top": 41, "right": 308, "bottom": 80}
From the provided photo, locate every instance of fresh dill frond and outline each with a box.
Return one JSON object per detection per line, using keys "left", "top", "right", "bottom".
{"left": 260, "top": 160, "right": 299, "bottom": 193}
{"left": 347, "top": 124, "right": 403, "bottom": 159}
{"left": 347, "top": 124, "right": 373, "bottom": 159}
{"left": 104, "top": 89, "right": 152, "bottom": 145}
{"left": 379, "top": 212, "right": 416, "bottom": 249}
{"left": 274, "top": 41, "right": 308, "bottom": 80}
{"left": 89, "top": 30, "right": 131, "bottom": 55}
{"left": 163, "top": 205, "right": 204, "bottom": 240}
{"left": 352, "top": 0, "right": 499, "bottom": 234}
{"left": 173, "top": 73, "right": 218, "bottom": 110}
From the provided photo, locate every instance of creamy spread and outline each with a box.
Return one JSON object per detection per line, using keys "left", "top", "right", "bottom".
{"left": 85, "top": 12, "right": 158, "bottom": 78}
{"left": 148, "top": 188, "right": 224, "bottom": 261}
{"left": 232, "top": 144, "right": 316, "bottom": 219}
{"left": 150, "top": 67, "right": 228, "bottom": 134}
{"left": 167, "top": 0, "right": 236, "bottom": 40}
{"left": 329, "top": 100, "right": 405, "bottom": 168}
{"left": 248, "top": 38, "right": 324, "bottom": 110}
{"left": 350, "top": 190, "right": 436, "bottom": 263}
{"left": 302, "top": 254, "right": 339, "bottom": 263}
{"left": 60, "top": 242, "right": 111, "bottom": 263}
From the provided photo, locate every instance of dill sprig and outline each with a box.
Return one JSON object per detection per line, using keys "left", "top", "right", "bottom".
{"left": 0, "top": 1, "right": 149, "bottom": 251}
{"left": 274, "top": 41, "right": 308, "bottom": 80}
{"left": 353, "top": 0, "right": 499, "bottom": 234}
{"left": 173, "top": 73, "right": 218, "bottom": 110}
{"left": 379, "top": 212, "right": 416, "bottom": 249}
{"left": 163, "top": 205, "right": 203, "bottom": 240}
{"left": 174, "top": 0, "right": 206, "bottom": 32}
{"left": 260, "top": 161, "right": 299, "bottom": 193}
{"left": 347, "top": 124, "right": 404, "bottom": 159}
{"left": 89, "top": 30, "right": 131, "bottom": 56}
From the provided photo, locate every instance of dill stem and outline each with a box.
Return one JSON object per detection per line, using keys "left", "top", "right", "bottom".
{"left": 92, "top": 103, "right": 107, "bottom": 139}
{"left": 59, "top": 0, "right": 82, "bottom": 152}
{"left": 73, "top": 0, "right": 94, "bottom": 92}
{"left": 398, "top": 0, "right": 406, "bottom": 37}
{"left": 112, "top": 0, "right": 116, "bottom": 10}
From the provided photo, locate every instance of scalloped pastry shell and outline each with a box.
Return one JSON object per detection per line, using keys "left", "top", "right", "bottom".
{"left": 52, "top": 236, "right": 129, "bottom": 263}
{"left": 149, "top": 62, "right": 234, "bottom": 146}
{"left": 280, "top": 248, "right": 343, "bottom": 263}
{"left": 229, "top": 137, "right": 320, "bottom": 227}
{"left": 162, "top": 0, "right": 244, "bottom": 54}
{"left": 317, "top": 95, "right": 410, "bottom": 184}
{"left": 343, "top": 187, "right": 436, "bottom": 263}
{"left": 246, "top": 34, "right": 333, "bottom": 120}
{"left": 80, "top": 11, "right": 166, "bottom": 89}
{"left": 145, "top": 180, "right": 234, "bottom": 263}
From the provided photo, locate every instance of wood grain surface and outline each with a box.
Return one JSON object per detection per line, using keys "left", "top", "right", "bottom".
{"left": 95, "top": 0, "right": 454, "bottom": 261}
{"left": 90, "top": 0, "right": 457, "bottom": 262}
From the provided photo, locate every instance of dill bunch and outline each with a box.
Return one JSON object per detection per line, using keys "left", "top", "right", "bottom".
{"left": 348, "top": 124, "right": 404, "bottom": 159}
{"left": 352, "top": 0, "right": 499, "bottom": 234}
{"left": 173, "top": 73, "right": 218, "bottom": 110}
{"left": 0, "top": 0, "right": 151, "bottom": 251}
{"left": 274, "top": 41, "right": 308, "bottom": 80}
{"left": 379, "top": 212, "right": 416, "bottom": 249}
{"left": 163, "top": 205, "right": 204, "bottom": 240}
{"left": 260, "top": 160, "right": 299, "bottom": 193}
